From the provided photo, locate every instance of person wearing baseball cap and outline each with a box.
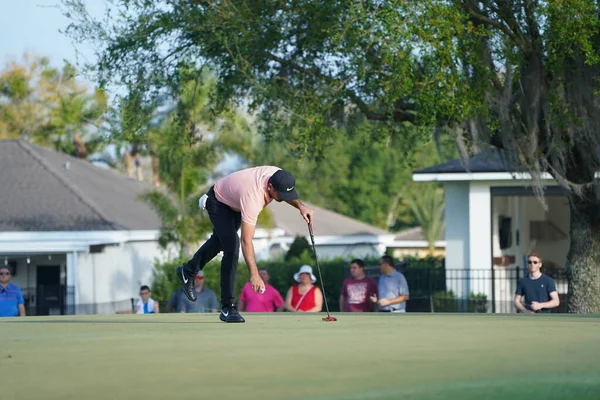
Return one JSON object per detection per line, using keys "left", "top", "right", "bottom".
{"left": 176, "top": 166, "right": 314, "bottom": 323}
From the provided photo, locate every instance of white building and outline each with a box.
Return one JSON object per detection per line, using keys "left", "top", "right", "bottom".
{"left": 0, "top": 140, "right": 169, "bottom": 315}
{"left": 413, "top": 148, "right": 569, "bottom": 312}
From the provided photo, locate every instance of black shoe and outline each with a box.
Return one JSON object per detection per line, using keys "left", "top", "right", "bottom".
{"left": 176, "top": 266, "right": 196, "bottom": 302}
{"left": 219, "top": 304, "right": 245, "bottom": 323}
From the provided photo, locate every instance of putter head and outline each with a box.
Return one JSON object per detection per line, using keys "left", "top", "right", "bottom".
{"left": 322, "top": 315, "right": 337, "bottom": 322}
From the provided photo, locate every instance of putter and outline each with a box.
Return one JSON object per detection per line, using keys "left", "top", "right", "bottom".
{"left": 308, "top": 222, "right": 337, "bottom": 322}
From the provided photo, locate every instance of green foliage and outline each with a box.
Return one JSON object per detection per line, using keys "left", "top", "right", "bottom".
{"left": 467, "top": 293, "right": 489, "bottom": 314}
{"left": 432, "top": 291, "right": 457, "bottom": 313}
{"left": 402, "top": 184, "right": 445, "bottom": 254}
{"left": 0, "top": 53, "right": 107, "bottom": 157}
{"left": 431, "top": 291, "right": 488, "bottom": 313}
{"left": 284, "top": 236, "right": 312, "bottom": 262}
{"left": 138, "top": 70, "right": 255, "bottom": 256}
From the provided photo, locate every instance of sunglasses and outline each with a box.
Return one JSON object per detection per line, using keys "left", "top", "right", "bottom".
{"left": 527, "top": 260, "right": 539, "bottom": 264}
{"left": 0, "top": 272, "right": 10, "bottom": 276}
{"left": 140, "top": 291, "right": 150, "bottom": 295}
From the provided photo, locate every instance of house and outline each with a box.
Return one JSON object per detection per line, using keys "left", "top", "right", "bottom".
{"left": 388, "top": 227, "right": 446, "bottom": 259}
{"left": 0, "top": 140, "right": 396, "bottom": 316}
{"left": 0, "top": 140, "right": 169, "bottom": 316}
{"left": 412, "top": 148, "right": 569, "bottom": 312}
{"left": 252, "top": 200, "right": 396, "bottom": 261}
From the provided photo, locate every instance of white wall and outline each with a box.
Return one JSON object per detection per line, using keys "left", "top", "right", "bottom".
{"left": 444, "top": 183, "right": 470, "bottom": 271}
{"left": 76, "top": 241, "right": 171, "bottom": 314}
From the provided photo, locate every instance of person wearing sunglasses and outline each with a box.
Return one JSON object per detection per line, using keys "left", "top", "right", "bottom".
{"left": 514, "top": 253, "right": 560, "bottom": 314}
{"left": 0, "top": 266, "right": 26, "bottom": 317}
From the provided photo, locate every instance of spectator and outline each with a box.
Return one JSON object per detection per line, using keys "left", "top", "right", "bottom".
{"left": 284, "top": 265, "right": 323, "bottom": 312}
{"left": 370, "top": 255, "right": 410, "bottom": 312}
{"left": 514, "top": 252, "right": 560, "bottom": 314}
{"left": 166, "top": 289, "right": 183, "bottom": 313}
{"left": 178, "top": 270, "right": 219, "bottom": 313}
{"left": 134, "top": 285, "right": 159, "bottom": 314}
{"left": 239, "top": 269, "right": 284, "bottom": 312}
{"left": 0, "top": 266, "right": 26, "bottom": 317}
{"left": 339, "top": 259, "right": 378, "bottom": 312}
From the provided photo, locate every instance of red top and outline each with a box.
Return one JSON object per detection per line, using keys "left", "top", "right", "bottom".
{"left": 291, "top": 284, "right": 316, "bottom": 311}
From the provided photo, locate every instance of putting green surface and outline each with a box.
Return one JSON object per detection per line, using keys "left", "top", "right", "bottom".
{"left": 1, "top": 313, "right": 599, "bottom": 400}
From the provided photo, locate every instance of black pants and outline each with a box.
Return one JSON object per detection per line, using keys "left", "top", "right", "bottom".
{"left": 183, "top": 186, "right": 241, "bottom": 307}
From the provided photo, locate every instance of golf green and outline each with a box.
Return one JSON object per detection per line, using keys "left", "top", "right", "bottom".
{"left": 1, "top": 313, "right": 599, "bottom": 400}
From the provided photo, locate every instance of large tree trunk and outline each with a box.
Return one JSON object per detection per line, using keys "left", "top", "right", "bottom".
{"left": 566, "top": 186, "right": 600, "bottom": 313}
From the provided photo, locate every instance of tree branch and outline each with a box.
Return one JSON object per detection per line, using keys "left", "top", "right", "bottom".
{"left": 265, "top": 52, "right": 416, "bottom": 123}
{"left": 462, "top": 1, "right": 528, "bottom": 53}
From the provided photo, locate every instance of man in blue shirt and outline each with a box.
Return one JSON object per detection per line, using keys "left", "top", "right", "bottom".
{"left": 0, "top": 266, "right": 26, "bottom": 317}
{"left": 370, "top": 255, "right": 410, "bottom": 312}
{"left": 515, "top": 252, "right": 560, "bottom": 314}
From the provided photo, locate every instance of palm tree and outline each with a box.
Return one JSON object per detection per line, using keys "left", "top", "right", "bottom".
{"left": 139, "top": 70, "right": 259, "bottom": 257}
{"left": 402, "top": 183, "right": 445, "bottom": 256}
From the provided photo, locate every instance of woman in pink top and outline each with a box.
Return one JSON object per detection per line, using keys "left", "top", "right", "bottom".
{"left": 239, "top": 269, "right": 284, "bottom": 312}
{"left": 175, "top": 166, "right": 314, "bottom": 323}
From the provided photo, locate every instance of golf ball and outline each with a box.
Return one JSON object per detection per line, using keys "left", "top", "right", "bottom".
{"left": 259, "top": 288, "right": 265, "bottom": 294}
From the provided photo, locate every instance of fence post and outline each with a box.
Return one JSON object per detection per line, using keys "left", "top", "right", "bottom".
{"left": 491, "top": 267, "right": 496, "bottom": 314}
{"left": 428, "top": 267, "right": 434, "bottom": 312}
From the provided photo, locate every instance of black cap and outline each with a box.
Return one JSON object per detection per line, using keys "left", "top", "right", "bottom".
{"left": 269, "top": 169, "right": 299, "bottom": 201}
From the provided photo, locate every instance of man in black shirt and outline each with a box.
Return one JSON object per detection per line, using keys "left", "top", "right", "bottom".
{"left": 514, "top": 252, "right": 560, "bottom": 314}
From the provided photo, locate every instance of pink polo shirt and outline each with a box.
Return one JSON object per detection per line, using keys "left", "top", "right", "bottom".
{"left": 214, "top": 166, "right": 281, "bottom": 225}
{"left": 240, "top": 282, "right": 285, "bottom": 312}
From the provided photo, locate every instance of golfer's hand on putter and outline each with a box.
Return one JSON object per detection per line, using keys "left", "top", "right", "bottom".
{"left": 250, "top": 273, "right": 265, "bottom": 293}
{"left": 300, "top": 205, "right": 314, "bottom": 225}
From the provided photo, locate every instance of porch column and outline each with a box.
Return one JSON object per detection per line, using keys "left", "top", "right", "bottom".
{"left": 468, "top": 182, "right": 493, "bottom": 307}
{"left": 66, "top": 251, "right": 79, "bottom": 314}
{"left": 444, "top": 182, "right": 470, "bottom": 301}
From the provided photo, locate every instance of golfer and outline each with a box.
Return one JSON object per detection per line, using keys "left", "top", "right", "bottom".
{"left": 176, "top": 166, "right": 314, "bottom": 323}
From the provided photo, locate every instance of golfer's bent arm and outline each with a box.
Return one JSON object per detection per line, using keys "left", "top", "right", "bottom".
{"left": 241, "top": 222, "right": 260, "bottom": 277}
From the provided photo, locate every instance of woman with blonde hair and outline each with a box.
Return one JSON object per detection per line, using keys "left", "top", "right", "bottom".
{"left": 284, "top": 265, "right": 323, "bottom": 312}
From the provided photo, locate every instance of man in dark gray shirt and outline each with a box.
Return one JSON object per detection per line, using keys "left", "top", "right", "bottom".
{"left": 515, "top": 253, "right": 560, "bottom": 314}
{"left": 370, "top": 255, "right": 410, "bottom": 312}
{"left": 177, "top": 270, "right": 219, "bottom": 313}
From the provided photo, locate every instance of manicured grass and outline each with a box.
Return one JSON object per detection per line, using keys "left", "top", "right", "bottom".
{"left": 1, "top": 313, "right": 599, "bottom": 400}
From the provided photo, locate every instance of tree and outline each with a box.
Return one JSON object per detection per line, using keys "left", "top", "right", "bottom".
{"left": 139, "top": 70, "right": 257, "bottom": 257}
{"left": 62, "top": 1, "right": 600, "bottom": 312}
{"left": 0, "top": 53, "right": 107, "bottom": 157}
{"left": 402, "top": 184, "right": 445, "bottom": 256}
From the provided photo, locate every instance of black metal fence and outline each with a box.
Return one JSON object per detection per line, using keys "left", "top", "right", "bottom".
{"left": 358, "top": 262, "right": 570, "bottom": 313}
{"left": 20, "top": 285, "right": 136, "bottom": 316}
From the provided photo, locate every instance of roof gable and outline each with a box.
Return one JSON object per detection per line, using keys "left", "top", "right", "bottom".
{"left": 0, "top": 140, "right": 161, "bottom": 232}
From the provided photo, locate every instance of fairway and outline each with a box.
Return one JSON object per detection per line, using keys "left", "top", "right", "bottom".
{"left": 1, "top": 313, "right": 599, "bottom": 400}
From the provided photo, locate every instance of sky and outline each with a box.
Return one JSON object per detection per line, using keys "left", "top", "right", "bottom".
{"left": 0, "top": 1, "right": 104, "bottom": 84}
{"left": 0, "top": 1, "right": 244, "bottom": 174}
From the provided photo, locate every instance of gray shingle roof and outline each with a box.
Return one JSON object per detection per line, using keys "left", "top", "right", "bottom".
{"left": 394, "top": 226, "right": 445, "bottom": 241}
{"left": 413, "top": 148, "right": 520, "bottom": 174}
{"left": 265, "top": 200, "right": 389, "bottom": 237}
{"left": 0, "top": 140, "right": 161, "bottom": 231}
